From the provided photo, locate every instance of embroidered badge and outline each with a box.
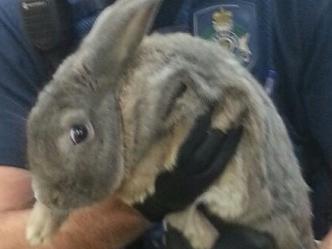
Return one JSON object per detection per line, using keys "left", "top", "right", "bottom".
{"left": 193, "top": 1, "right": 257, "bottom": 69}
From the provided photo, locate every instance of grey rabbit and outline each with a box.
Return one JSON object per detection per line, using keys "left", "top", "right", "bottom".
{"left": 26, "top": 0, "right": 316, "bottom": 248}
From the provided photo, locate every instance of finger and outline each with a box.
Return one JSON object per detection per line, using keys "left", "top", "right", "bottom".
{"left": 185, "top": 129, "right": 226, "bottom": 173}
{"left": 188, "top": 126, "right": 243, "bottom": 181}
{"left": 176, "top": 127, "right": 242, "bottom": 210}
{"left": 198, "top": 204, "right": 277, "bottom": 249}
{"left": 198, "top": 126, "right": 243, "bottom": 179}
{"left": 177, "top": 111, "right": 212, "bottom": 165}
{"left": 197, "top": 203, "right": 227, "bottom": 232}
{"left": 166, "top": 225, "right": 195, "bottom": 249}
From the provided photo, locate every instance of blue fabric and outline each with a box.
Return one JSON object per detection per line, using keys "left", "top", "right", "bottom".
{"left": 67, "top": 0, "right": 115, "bottom": 42}
{"left": 0, "top": 0, "right": 331, "bottom": 239}
{"left": 0, "top": 0, "right": 48, "bottom": 167}
{"left": 269, "top": 3, "right": 332, "bottom": 238}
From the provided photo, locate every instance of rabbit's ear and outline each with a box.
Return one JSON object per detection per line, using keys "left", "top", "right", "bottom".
{"left": 79, "top": 0, "right": 162, "bottom": 84}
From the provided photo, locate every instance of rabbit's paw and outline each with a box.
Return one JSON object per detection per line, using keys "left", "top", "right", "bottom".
{"left": 26, "top": 201, "right": 64, "bottom": 246}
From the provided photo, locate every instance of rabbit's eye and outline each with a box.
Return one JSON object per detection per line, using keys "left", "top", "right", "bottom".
{"left": 70, "top": 125, "right": 88, "bottom": 145}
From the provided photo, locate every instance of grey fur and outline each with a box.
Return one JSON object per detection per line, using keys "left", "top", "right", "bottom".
{"left": 26, "top": 0, "right": 315, "bottom": 248}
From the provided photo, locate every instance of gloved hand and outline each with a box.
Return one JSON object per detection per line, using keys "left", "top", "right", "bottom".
{"left": 134, "top": 111, "right": 243, "bottom": 222}
{"left": 160, "top": 204, "right": 276, "bottom": 249}
{"left": 197, "top": 203, "right": 276, "bottom": 249}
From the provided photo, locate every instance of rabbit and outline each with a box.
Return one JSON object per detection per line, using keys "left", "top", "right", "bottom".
{"left": 26, "top": 0, "right": 316, "bottom": 248}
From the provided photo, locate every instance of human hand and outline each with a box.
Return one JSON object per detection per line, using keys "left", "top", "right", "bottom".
{"left": 320, "top": 230, "right": 332, "bottom": 249}
{"left": 134, "top": 111, "right": 243, "bottom": 222}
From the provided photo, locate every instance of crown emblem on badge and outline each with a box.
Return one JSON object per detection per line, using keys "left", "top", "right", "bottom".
{"left": 194, "top": 5, "right": 254, "bottom": 68}
{"left": 212, "top": 8, "right": 233, "bottom": 26}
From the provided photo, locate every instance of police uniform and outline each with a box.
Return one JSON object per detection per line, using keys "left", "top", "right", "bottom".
{"left": 0, "top": 0, "right": 331, "bottom": 240}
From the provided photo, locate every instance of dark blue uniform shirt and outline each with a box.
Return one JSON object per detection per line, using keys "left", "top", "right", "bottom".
{"left": 0, "top": 0, "right": 331, "bottom": 239}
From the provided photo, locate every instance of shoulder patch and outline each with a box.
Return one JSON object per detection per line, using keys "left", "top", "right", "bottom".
{"left": 193, "top": 1, "right": 257, "bottom": 69}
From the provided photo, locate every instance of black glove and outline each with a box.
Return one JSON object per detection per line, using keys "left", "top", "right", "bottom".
{"left": 197, "top": 204, "right": 276, "bottom": 249}
{"left": 134, "top": 111, "right": 243, "bottom": 222}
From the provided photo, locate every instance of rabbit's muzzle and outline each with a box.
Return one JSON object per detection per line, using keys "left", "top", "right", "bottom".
{"left": 32, "top": 178, "right": 109, "bottom": 211}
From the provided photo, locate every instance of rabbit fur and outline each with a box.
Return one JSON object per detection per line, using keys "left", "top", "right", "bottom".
{"left": 26, "top": 0, "right": 315, "bottom": 248}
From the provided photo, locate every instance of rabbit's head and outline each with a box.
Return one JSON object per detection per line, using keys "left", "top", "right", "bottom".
{"left": 27, "top": 0, "right": 162, "bottom": 210}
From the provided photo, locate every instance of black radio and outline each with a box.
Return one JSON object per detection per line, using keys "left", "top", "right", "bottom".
{"left": 21, "top": 0, "right": 71, "bottom": 51}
